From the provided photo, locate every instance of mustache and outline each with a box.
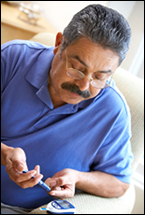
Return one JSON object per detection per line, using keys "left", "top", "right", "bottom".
{"left": 61, "top": 82, "right": 91, "bottom": 98}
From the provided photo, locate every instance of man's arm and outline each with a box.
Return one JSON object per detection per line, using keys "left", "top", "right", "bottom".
{"left": 46, "top": 168, "right": 129, "bottom": 198}
{"left": 76, "top": 170, "right": 129, "bottom": 197}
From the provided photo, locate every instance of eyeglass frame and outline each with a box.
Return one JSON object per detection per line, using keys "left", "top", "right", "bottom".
{"left": 65, "top": 51, "right": 113, "bottom": 89}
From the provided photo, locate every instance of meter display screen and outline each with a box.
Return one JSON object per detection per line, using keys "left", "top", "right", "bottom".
{"left": 57, "top": 200, "right": 73, "bottom": 208}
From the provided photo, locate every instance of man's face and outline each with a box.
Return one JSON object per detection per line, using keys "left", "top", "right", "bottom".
{"left": 49, "top": 35, "right": 119, "bottom": 107}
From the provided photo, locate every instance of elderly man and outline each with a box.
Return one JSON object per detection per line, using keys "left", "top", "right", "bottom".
{"left": 1, "top": 4, "right": 133, "bottom": 213}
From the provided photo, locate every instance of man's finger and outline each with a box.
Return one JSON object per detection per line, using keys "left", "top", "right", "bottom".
{"left": 18, "top": 174, "right": 43, "bottom": 189}
{"left": 10, "top": 148, "right": 27, "bottom": 172}
{"left": 49, "top": 189, "right": 74, "bottom": 199}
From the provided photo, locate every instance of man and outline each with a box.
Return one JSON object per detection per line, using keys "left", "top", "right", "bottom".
{"left": 1, "top": 4, "right": 133, "bottom": 213}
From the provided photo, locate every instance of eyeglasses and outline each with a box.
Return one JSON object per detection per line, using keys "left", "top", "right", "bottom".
{"left": 66, "top": 53, "right": 112, "bottom": 89}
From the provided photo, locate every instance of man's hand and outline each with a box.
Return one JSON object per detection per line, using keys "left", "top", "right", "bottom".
{"left": 45, "top": 168, "right": 130, "bottom": 198}
{"left": 45, "top": 169, "right": 78, "bottom": 199}
{"left": 1, "top": 143, "right": 43, "bottom": 189}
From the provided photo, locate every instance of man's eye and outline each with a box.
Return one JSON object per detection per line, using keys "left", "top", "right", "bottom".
{"left": 93, "top": 73, "right": 107, "bottom": 80}
{"left": 72, "top": 64, "right": 83, "bottom": 72}
{"left": 94, "top": 75, "right": 105, "bottom": 80}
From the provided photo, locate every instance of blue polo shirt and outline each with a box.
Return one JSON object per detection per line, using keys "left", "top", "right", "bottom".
{"left": 1, "top": 40, "right": 133, "bottom": 209}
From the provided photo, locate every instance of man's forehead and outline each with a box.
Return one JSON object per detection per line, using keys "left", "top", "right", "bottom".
{"left": 66, "top": 37, "right": 119, "bottom": 62}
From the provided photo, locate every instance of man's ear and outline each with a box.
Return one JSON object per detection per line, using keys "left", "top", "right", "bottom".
{"left": 53, "top": 32, "right": 63, "bottom": 55}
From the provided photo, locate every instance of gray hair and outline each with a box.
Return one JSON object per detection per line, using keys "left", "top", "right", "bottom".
{"left": 60, "top": 4, "right": 131, "bottom": 65}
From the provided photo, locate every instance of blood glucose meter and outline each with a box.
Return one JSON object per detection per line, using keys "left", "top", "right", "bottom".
{"left": 42, "top": 199, "right": 75, "bottom": 214}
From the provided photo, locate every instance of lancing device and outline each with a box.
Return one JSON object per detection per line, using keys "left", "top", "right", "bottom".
{"left": 22, "top": 170, "right": 51, "bottom": 192}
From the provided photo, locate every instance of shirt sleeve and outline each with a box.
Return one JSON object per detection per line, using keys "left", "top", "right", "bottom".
{"left": 1, "top": 40, "right": 44, "bottom": 93}
{"left": 91, "top": 93, "right": 133, "bottom": 184}
{"left": 1, "top": 40, "right": 24, "bottom": 94}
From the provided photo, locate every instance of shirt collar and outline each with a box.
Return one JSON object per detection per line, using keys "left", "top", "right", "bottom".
{"left": 25, "top": 46, "right": 54, "bottom": 89}
{"left": 24, "top": 46, "right": 54, "bottom": 108}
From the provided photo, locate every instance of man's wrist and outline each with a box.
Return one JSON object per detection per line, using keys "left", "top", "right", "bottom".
{"left": 74, "top": 170, "right": 83, "bottom": 188}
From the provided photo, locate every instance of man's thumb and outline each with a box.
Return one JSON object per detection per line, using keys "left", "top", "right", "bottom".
{"left": 11, "top": 148, "right": 27, "bottom": 172}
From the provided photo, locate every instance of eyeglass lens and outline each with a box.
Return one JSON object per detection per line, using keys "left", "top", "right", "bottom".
{"left": 66, "top": 69, "right": 108, "bottom": 89}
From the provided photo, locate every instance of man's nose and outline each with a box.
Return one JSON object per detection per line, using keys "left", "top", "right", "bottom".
{"left": 75, "top": 77, "right": 91, "bottom": 92}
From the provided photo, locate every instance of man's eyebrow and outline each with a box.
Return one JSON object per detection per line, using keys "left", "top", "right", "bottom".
{"left": 70, "top": 55, "right": 113, "bottom": 74}
{"left": 71, "top": 55, "right": 88, "bottom": 67}
{"left": 97, "top": 70, "right": 112, "bottom": 74}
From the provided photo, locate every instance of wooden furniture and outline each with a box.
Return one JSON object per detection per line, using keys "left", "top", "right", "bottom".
{"left": 1, "top": 1, "right": 57, "bottom": 44}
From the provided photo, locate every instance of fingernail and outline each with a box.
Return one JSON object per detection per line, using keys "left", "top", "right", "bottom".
{"left": 50, "top": 180, "right": 56, "bottom": 187}
{"left": 38, "top": 165, "right": 40, "bottom": 173}
{"left": 32, "top": 170, "right": 37, "bottom": 174}
{"left": 36, "top": 165, "right": 40, "bottom": 173}
{"left": 30, "top": 170, "right": 37, "bottom": 177}
{"left": 50, "top": 191, "right": 55, "bottom": 196}
{"left": 40, "top": 174, "right": 43, "bottom": 179}
{"left": 17, "top": 163, "right": 24, "bottom": 171}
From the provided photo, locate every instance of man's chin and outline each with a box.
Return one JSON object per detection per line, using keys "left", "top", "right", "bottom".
{"left": 62, "top": 94, "right": 84, "bottom": 105}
